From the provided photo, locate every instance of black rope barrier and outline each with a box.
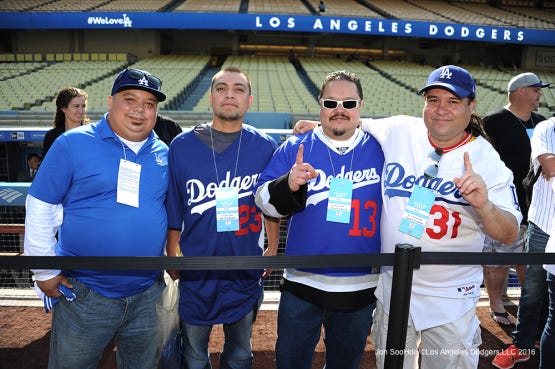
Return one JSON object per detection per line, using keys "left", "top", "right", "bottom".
{"left": 1, "top": 252, "right": 555, "bottom": 270}
{"left": 0, "top": 254, "right": 393, "bottom": 270}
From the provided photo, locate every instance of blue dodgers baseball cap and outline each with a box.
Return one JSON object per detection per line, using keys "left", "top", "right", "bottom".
{"left": 111, "top": 68, "right": 166, "bottom": 102}
{"left": 418, "top": 65, "right": 476, "bottom": 99}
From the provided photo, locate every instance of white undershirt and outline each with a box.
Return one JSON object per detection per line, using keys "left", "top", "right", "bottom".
{"left": 118, "top": 136, "right": 147, "bottom": 154}
{"left": 23, "top": 195, "right": 63, "bottom": 281}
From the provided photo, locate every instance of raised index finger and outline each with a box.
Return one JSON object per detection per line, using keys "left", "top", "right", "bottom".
{"left": 463, "top": 151, "right": 474, "bottom": 173}
{"left": 296, "top": 144, "right": 304, "bottom": 165}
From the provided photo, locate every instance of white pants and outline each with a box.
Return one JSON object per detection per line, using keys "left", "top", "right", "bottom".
{"left": 371, "top": 301, "right": 482, "bottom": 369}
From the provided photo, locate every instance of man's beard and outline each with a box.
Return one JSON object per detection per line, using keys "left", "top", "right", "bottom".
{"left": 216, "top": 111, "right": 241, "bottom": 121}
{"left": 328, "top": 114, "right": 350, "bottom": 137}
{"left": 331, "top": 128, "right": 346, "bottom": 137}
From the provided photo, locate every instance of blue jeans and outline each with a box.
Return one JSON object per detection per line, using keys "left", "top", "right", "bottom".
{"left": 48, "top": 276, "right": 164, "bottom": 369}
{"left": 181, "top": 301, "right": 259, "bottom": 369}
{"left": 275, "top": 290, "right": 374, "bottom": 369}
{"left": 513, "top": 222, "right": 549, "bottom": 349}
{"left": 541, "top": 272, "right": 555, "bottom": 369}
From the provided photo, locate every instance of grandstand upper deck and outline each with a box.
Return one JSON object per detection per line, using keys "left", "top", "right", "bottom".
{"left": 306, "top": 0, "right": 382, "bottom": 18}
{"left": 457, "top": 2, "right": 555, "bottom": 29}
{"left": 407, "top": 0, "right": 506, "bottom": 26}
{"left": 0, "top": 0, "right": 551, "bottom": 29}
{"left": 173, "top": 0, "right": 242, "bottom": 13}
{"left": 501, "top": 5, "right": 555, "bottom": 29}
{"left": 30, "top": 0, "right": 107, "bottom": 12}
{"left": 94, "top": 0, "right": 174, "bottom": 12}
{"left": 247, "top": 0, "right": 311, "bottom": 15}
{"left": 367, "top": 0, "right": 445, "bottom": 22}
{"left": 248, "top": 0, "right": 311, "bottom": 15}
{"left": 0, "top": 0, "right": 50, "bottom": 12}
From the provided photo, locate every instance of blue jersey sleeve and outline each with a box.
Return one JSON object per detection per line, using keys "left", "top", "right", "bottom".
{"left": 166, "top": 140, "right": 185, "bottom": 230}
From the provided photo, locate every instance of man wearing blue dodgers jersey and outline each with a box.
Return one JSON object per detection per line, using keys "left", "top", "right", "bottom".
{"left": 294, "top": 65, "right": 521, "bottom": 369}
{"left": 255, "top": 70, "right": 384, "bottom": 369}
{"left": 24, "top": 68, "right": 168, "bottom": 369}
{"left": 165, "top": 66, "right": 279, "bottom": 369}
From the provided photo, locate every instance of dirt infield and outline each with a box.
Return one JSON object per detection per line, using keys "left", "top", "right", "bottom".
{"left": 0, "top": 302, "right": 541, "bottom": 369}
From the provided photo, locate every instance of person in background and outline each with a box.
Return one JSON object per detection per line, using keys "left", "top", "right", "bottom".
{"left": 536, "top": 117, "right": 555, "bottom": 369}
{"left": 24, "top": 68, "right": 168, "bottom": 369}
{"left": 42, "top": 86, "right": 89, "bottom": 158}
{"left": 154, "top": 114, "right": 182, "bottom": 147}
{"left": 18, "top": 152, "right": 40, "bottom": 182}
{"left": 254, "top": 70, "right": 384, "bottom": 369}
{"left": 294, "top": 65, "right": 521, "bottom": 369}
{"left": 165, "top": 66, "right": 279, "bottom": 369}
{"left": 318, "top": 0, "right": 326, "bottom": 14}
{"left": 494, "top": 114, "right": 555, "bottom": 369}
{"left": 482, "top": 72, "right": 550, "bottom": 326}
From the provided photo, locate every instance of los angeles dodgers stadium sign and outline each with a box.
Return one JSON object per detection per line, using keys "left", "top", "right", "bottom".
{"left": 0, "top": 12, "right": 554, "bottom": 47}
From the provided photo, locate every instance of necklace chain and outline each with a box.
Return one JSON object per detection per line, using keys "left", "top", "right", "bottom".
{"left": 507, "top": 108, "right": 534, "bottom": 130}
{"left": 209, "top": 124, "right": 243, "bottom": 184}
{"left": 319, "top": 126, "right": 357, "bottom": 176}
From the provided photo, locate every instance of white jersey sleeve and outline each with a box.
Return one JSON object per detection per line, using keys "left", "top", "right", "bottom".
{"left": 24, "top": 194, "right": 63, "bottom": 281}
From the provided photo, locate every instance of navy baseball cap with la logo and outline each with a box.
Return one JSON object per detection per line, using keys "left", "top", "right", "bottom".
{"left": 418, "top": 65, "right": 476, "bottom": 99}
{"left": 111, "top": 68, "right": 166, "bottom": 102}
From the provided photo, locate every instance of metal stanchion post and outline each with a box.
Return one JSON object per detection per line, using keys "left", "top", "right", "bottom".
{"left": 383, "top": 244, "right": 421, "bottom": 369}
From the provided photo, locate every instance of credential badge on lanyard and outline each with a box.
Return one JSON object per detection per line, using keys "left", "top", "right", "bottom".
{"left": 215, "top": 187, "right": 240, "bottom": 232}
{"left": 326, "top": 177, "right": 353, "bottom": 223}
{"left": 117, "top": 159, "right": 141, "bottom": 208}
{"left": 398, "top": 185, "right": 435, "bottom": 238}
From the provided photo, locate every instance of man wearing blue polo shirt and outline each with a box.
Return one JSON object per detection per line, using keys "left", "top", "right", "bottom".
{"left": 24, "top": 68, "right": 168, "bottom": 369}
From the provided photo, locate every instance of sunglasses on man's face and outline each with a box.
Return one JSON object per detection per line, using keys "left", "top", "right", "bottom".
{"left": 124, "top": 69, "right": 162, "bottom": 87}
{"left": 320, "top": 99, "right": 360, "bottom": 110}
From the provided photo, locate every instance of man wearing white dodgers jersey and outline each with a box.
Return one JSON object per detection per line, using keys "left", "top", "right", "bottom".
{"left": 494, "top": 116, "right": 555, "bottom": 369}
{"left": 295, "top": 65, "right": 522, "bottom": 369}
{"left": 532, "top": 117, "right": 555, "bottom": 369}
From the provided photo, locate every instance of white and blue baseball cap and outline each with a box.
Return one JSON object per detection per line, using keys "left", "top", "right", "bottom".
{"left": 418, "top": 65, "right": 476, "bottom": 99}
{"left": 111, "top": 68, "right": 166, "bottom": 102}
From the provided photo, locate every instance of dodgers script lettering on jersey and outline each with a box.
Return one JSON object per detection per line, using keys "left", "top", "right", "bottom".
{"left": 306, "top": 165, "right": 381, "bottom": 207}
{"left": 187, "top": 171, "right": 260, "bottom": 214}
{"left": 383, "top": 162, "right": 464, "bottom": 201}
